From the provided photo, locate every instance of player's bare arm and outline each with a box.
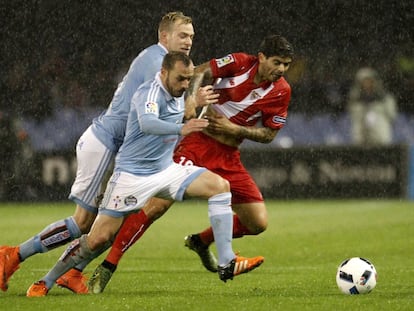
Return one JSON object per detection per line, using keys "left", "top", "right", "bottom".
{"left": 207, "top": 114, "right": 278, "bottom": 144}
{"left": 237, "top": 126, "right": 278, "bottom": 143}
{"left": 181, "top": 118, "right": 209, "bottom": 136}
{"left": 184, "top": 62, "right": 215, "bottom": 119}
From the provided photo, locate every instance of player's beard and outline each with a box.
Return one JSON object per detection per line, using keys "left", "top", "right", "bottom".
{"left": 166, "top": 74, "right": 186, "bottom": 97}
{"left": 271, "top": 73, "right": 282, "bottom": 82}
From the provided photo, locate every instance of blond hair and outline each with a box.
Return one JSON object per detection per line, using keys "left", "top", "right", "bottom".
{"left": 158, "top": 11, "right": 192, "bottom": 37}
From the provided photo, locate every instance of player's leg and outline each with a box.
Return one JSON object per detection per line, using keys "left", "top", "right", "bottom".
{"left": 185, "top": 170, "right": 235, "bottom": 265}
{"left": 27, "top": 213, "right": 123, "bottom": 297}
{"left": 5, "top": 204, "right": 94, "bottom": 260}
{"left": 23, "top": 205, "right": 96, "bottom": 257}
{"left": 87, "top": 197, "right": 173, "bottom": 293}
{"left": 105, "top": 197, "right": 173, "bottom": 267}
{"left": 52, "top": 127, "right": 114, "bottom": 292}
{"left": 87, "top": 170, "right": 174, "bottom": 294}
{"left": 231, "top": 202, "right": 268, "bottom": 235}
{"left": 28, "top": 169, "right": 141, "bottom": 296}
{"left": 194, "top": 202, "right": 267, "bottom": 245}
{"left": 184, "top": 169, "right": 264, "bottom": 282}
{"left": 173, "top": 139, "right": 221, "bottom": 272}
{"left": 12, "top": 127, "right": 110, "bottom": 257}
{"left": 184, "top": 207, "right": 264, "bottom": 274}
{"left": 185, "top": 161, "right": 267, "bottom": 273}
{"left": 11, "top": 127, "right": 111, "bottom": 294}
{"left": 0, "top": 205, "right": 98, "bottom": 293}
{"left": 54, "top": 193, "right": 115, "bottom": 294}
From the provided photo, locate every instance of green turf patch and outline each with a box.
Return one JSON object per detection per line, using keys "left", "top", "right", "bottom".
{"left": 0, "top": 200, "right": 413, "bottom": 310}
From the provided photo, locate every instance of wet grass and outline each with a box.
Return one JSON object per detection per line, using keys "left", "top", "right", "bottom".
{"left": 0, "top": 200, "right": 413, "bottom": 310}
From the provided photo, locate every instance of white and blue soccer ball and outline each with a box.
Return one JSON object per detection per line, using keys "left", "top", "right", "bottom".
{"left": 336, "top": 257, "right": 377, "bottom": 295}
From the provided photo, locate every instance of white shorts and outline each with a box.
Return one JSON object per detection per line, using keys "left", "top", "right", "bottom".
{"left": 69, "top": 126, "right": 115, "bottom": 212}
{"left": 99, "top": 163, "right": 206, "bottom": 217}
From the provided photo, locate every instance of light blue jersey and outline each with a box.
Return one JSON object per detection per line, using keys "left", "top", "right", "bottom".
{"left": 115, "top": 73, "right": 184, "bottom": 175}
{"left": 91, "top": 43, "right": 168, "bottom": 152}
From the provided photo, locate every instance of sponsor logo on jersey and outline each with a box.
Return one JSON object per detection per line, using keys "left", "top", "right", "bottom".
{"left": 145, "top": 102, "right": 158, "bottom": 114}
{"left": 124, "top": 195, "right": 138, "bottom": 207}
{"left": 272, "top": 115, "right": 286, "bottom": 124}
{"left": 216, "top": 54, "right": 235, "bottom": 68}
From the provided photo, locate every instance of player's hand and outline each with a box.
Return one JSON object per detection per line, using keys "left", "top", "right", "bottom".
{"left": 206, "top": 114, "right": 238, "bottom": 135}
{"left": 196, "top": 85, "right": 219, "bottom": 107}
{"left": 181, "top": 118, "right": 209, "bottom": 136}
{"left": 184, "top": 86, "right": 218, "bottom": 119}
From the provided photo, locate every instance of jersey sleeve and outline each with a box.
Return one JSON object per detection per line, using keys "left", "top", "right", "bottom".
{"left": 210, "top": 53, "right": 256, "bottom": 78}
{"left": 261, "top": 80, "right": 292, "bottom": 130}
{"left": 134, "top": 85, "right": 182, "bottom": 135}
{"left": 130, "top": 50, "right": 163, "bottom": 86}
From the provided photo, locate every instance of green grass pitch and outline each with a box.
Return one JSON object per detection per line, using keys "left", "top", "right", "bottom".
{"left": 0, "top": 200, "right": 413, "bottom": 310}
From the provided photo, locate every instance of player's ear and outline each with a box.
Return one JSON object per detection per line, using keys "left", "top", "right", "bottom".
{"left": 258, "top": 52, "right": 267, "bottom": 63}
{"left": 159, "top": 30, "right": 169, "bottom": 44}
{"left": 160, "top": 66, "right": 167, "bottom": 77}
{"left": 160, "top": 67, "right": 168, "bottom": 79}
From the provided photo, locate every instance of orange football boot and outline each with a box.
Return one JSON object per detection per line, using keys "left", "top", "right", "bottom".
{"left": 218, "top": 255, "right": 264, "bottom": 282}
{"left": 26, "top": 280, "right": 49, "bottom": 297}
{"left": 0, "top": 246, "right": 21, "bottom": 291}
{"left": 56, "top": 268, "right": 88, "bottom": 294}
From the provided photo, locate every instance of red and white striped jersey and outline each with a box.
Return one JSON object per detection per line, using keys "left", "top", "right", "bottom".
{"left": 209, "top": 52, "right": 291, "bottom": 130}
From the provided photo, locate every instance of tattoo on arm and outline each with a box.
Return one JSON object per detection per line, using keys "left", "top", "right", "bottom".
{"left": 238, "top": 126, "right": 278, "bottom": 144}
{"left": 184, "top": 63, "right": 214, "bottom": 119}
{"left": 187, "top": 63, "right": 214, "bottom": 97}
{"left": 186, "top": 74, "right": 204, "bottom": 98}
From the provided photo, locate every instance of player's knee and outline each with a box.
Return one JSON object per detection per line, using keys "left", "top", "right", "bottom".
{"left": 255, "top": 211, "right": 268, "bottom": 233}
{"left": 252, "top": 219, "right": 268, "bottom": 234}
{"left": 87, "top": 232, "right": 112, "bottom": 251}
{"left": 241, "top": 209, "right": 268, "bottom": 235}
{"left": 187, "top": 171, "right": 230, "bottom": 199}
{"left": 143, "top": 198, "right": 173, "bottom": 221}
{"left": 211, "top": 175, "right": 230, "bottom": 194}
{"left": 245, "top": 220, "right": 267, "bottom": 235}
{"left": 73, "top": 207, "right": 97, "bottom": 233}
{"left": 75, "top": 214, "right": 96, "bottom": 233}
{"left": 148, "top": 202, "right": 172, "bottom": 220}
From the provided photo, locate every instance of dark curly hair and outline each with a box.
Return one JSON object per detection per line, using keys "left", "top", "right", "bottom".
{"left": 259, "top": 34, "right": 294, "bottom": 59}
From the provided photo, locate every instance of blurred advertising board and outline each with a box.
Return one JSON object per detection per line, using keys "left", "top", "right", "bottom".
{"left": 5, "top": 145, "right": 412, "bottom": 201}
{"left": 241, "top": 145, "right": 410, "bottom": 199}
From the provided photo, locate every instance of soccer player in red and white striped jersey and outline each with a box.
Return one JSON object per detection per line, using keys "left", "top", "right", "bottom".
{"left": 88, "top": 34, "right": 294, "bottom": 292}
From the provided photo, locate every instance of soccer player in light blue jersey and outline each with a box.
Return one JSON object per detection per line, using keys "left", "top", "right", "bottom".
{"left": 0, "top": 11, "right": 197, "bottom": 294}
{"left": 26, "top": 52, "right": 264, "bottom": 296}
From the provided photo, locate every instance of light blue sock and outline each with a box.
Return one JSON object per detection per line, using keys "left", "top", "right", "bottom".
{"left": 42, "top": 235, "right": 93, "bottom": 289}
{"left": 73, "top": 240, "right": 112, "bottom": 271}
{"left": 208, "top": 192, "right": 235, "bottom": 266}
{"left": 19, "top": 216, "right": 82, "bottom": 261}
{"left": 42, "top": 235, "right": 113, "bottom": 289}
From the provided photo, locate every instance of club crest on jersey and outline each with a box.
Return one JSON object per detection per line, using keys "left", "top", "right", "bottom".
{"left": 145, "top": 102, "right": 158, "bottom": 114}
{"left": 216, "top": 54, "right": 235, "bottom": 68}
{"left": 251, "top": 90, "right": 260, "bottom": 99}
{"left": 112, "top": 196, "right": 122, "bottom": 209}
{"left": 272, "top": 115, "right": 286, "bottom": 124}
{"left": 124, "top": 195, "right": 138, "bottom": 207}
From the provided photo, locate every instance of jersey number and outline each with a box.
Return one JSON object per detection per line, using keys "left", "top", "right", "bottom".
{"left": 177, "top": 156, "right": 193, "bottom": 166}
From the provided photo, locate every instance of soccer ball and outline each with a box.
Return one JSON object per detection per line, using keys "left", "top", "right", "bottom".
{"left": 336, "top": 257, "right": 377, "bottom": 295}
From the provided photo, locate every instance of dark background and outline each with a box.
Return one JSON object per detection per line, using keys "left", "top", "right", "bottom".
{"left": 1, "top": 0, "right": 413, "bottom": 117}
{"left": 0, "top": 0, "right": 413, "bottom": 201}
